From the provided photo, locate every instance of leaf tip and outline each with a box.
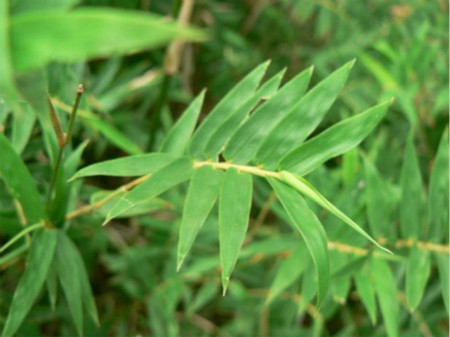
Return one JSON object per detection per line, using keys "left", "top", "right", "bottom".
{"left": 221, "top": 277, "right": 230, "bottom": 296}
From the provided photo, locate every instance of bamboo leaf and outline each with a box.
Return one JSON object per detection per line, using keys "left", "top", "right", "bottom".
{"left": 428, "top": 130, "right": 449, "bottom": 240}
{"left": 280, "top": 171, "right": 391, "bottom": 254}
{"left": 372, "top": 259, "right": 399, "bottom": 337}
{"left": 105, "top": 157, "right": 193, "bottom": 223}
{"left": 46, "top": 258, "right": 58, "bottom": 310}
{"left": 256, "top": 60, "right": 354, "bottom": 167}
{"left": 71, "top": 153, "right": 176, "bottom": 180}
{"left": 2, "top": 229, "right": 57, "bottom": 337}
{"left": 266, "top": 245, "right": 308, "bottom": 305}
{"left": 400, "top": 137, "right": 424, "bottom": 240}
{"left": 435, "top": 253, "right": 449, "bottom": 314}
{"left": 269, "top": 179, "right": 329, "bottom": 305}
{"left": 406, "top": 244, "right": 430, "bottom": 310}
{"left": 189, "top": 61, "right": 270, "bottom": 157}
{"left": 160, "top": 90, "right": 206, "bottom": 156}
{"left": 11, "top": 0, "right": 80, "bottom": 15}
{"left": 280, "top": 100, "right": 390, "bottom": 175}
{"left": 354, "top": 261, "right": 377, "bottom": 325}
{"left": 0, "top": 0, "right": 18, "bottom": 100}
{"left": 203, "top": 68, "right": 285, "bottom": 159}
{"left": 177, "top": 165, "right": 223, "bottom": 270}
{"left": 0, "top": 132, "right": 47, "bottom": 224}
{"left": 219, "top": 168, "right": 253, "bottom": 294}
{"left": 56, "top": 231, "right": 84, "bottom": 336}
{"left": 11, "top": 103, "right": 35, "bottom": 154}
{"left": 224, "top": 66, "right": 313, "bottom": 164}
{"left": 11, "top": 9, "right": 205, "bottom": 72}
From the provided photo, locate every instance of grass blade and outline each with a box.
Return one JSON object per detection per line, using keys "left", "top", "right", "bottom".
{"left": 177, "top": 165, "right": 223, "bottom": 270}
{"left": 269, "top": 179, "right": 329, "bottom": 306}
{"left": 224, "top": 66, "right": 313, "bottom": 164}
{"left": 435, "top": 253, "right": 449, "bottom": 314}
{"left": 219, "top": 168, "right": 253, "bottom": 294}
{"left": 406, "top": 244, "right": 430, "bottom": 310}
{"left": 2, "top": 229, "right": 57, "bottom": 337}
{"left": 280, "top": 100, "right": 390, "bottom": 175}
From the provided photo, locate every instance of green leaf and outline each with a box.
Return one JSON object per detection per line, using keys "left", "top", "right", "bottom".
{"left": 46, "top": 258, "right": 58, "bottom": 310}
{"left": 280, "top": 171, "right": 390, "bottom": 254}
{"left": 177, "top": 165, "right": 223, "bottom": 270}
{"left": 71, "top": 153, "right": 176, "bottom": 180}
{"left": 160, "top": 90, "right": 206, "bottom": 156}
{"left": 105, "top": 157, "right": 193, "bottom": 223}
{"left": 280, "top": 100, "right": 390, "bottom": 175}
{"left": 56, "top": 232, "right": 83, "bottom": 336}
{"left": 11, "top": 0, "right": 80, "bottom": 15}
{"left": 435, "top": 253, "right": 449, "bottom": 314}
{"left": 354, "top": 261, "right": 377, "bottom": 325}
{"left": 219, "top": 168, "right": 253, "bottom": 294}
{"left": 2, "top": 229, "right": 57, "bottom": 337}
{"left": 269, "top": 179, "right": 329, "bottom": 305}
{"left": 266, "top": 245, "right": 308, "bottom": 305}
{"left": 372, "top": 259, "right": 399, "bottom": 337}
{"left": 188, "top": 61, "right": 270, "bottom": 157}
{"left": 400, "top": 138, "right": 425, "bottom": 240}
{"left": 224, "top": 66, "right": 313, "bottom": 164}
{"left": 11, "top": 9, "right": 205, "bottom": 72}
{"left": 203, "top": 68, "right": 285, "bottom": 159}
{"left": 0, "top": 132, "right": 47, "bottom": 224}
{"left": 256, "top": 60, "right": 354, "bottom": 167}
{"left": 0, "top": 222, "right": 44, "bottom": 253}
{"left": 12, "top": 103, "right": 35, "bottom": 154}
{"left": 428, "top": 130, "right": 449, "bottom": 240}
{"left": 0, "top": 0, "right": 18, "bottom": 100}
{"left": 363, "top": 156, "right": 392, "bottom": 240}
{"left": 406, "top": 244, "right": 430, "bottom": 310}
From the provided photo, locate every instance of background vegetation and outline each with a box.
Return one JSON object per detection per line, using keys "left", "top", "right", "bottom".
{"left": 0, "top": 0, "right": 449, "bottom": 336}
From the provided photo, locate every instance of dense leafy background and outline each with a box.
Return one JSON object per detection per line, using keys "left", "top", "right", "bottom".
{"left": 0, "top": 0, "right": 449, "bottom": 336}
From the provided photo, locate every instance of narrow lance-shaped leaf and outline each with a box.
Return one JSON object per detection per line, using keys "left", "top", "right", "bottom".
{"left": 0, "top": 0, "right": 18, "bottom": 100}
{"left": 269, "top": 179, "right": 329, "bottom": 306}
{"left": 2, "top": 229, "right": 57, "bottom": 337}
{"left": 406, "top": 245, "right": 430, "bottom": 310}
{"left": 56, "top": 231, "right": 84, "bottom": 336}
{"left": 363, "top": 156, "right": 392, "bottom": 240}
{"left": 12, "top": 103, "right": 36, "bottom": 154}
{"left": 427, "top": 129, "right": 449, "bottom": 241}
{"left": 354, "top": 262, "right": 377, "bottom": 325}
{"left": 224, "top": 66, "right": 313, "bottom": 164}
{"left": 0, "top": 132, "right": 47, "bottom": 224}
{"left": 435, "top": 253, "right": 449, "bottom": 314}
{"left": 219, "top": 168, "right": 253, "bottom": 294}
{"left": 160, "top": 90, "right": 206, "bottom": 156}
{"left": 266, "top": 245, "right": 308, "bottom": 306}
{"left": 105, "top": 157, "right": 194, "bottom": 223}
{"left": 203, "top": 68, "right": 286, "bottom": 159}
{"left": 11, "top": 9, "right": 205, "bottom": 72}
{"left": 280, "top": 100, "right": 390, "bottom": 175}
{"left": 71, "top": 152, "right": 176, "bottom": 180}
{"left": 400, "top": 137, "right": 424, "bottom": 239}
{"left": 188, "top": 61, "right": 270, "bottom": 157}
{"left": 280, "top": 171, "right": 391, "bottom": 254}
{"left": 177, "top": 165, "right": 223, "bottom": 270}
{"left": 256, "top": 60, "right": 355, "bottom": 168}
{"left": 372, "top": 259, "right": 399, "bottom": 337}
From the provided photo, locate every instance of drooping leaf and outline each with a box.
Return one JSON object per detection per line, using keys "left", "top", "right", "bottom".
{"left": 224, "top": 66, "right": 313, "bottom": 164}
{"left": 435, "top": 253, "right": 449, "bottom": 314}
{"left": 372, "top": 259, "right": 399, "bottom": 337}
{"left": 2, "top": 229, "right": 57, "bottom": 337}
{"left": 256, "top": 60, "right": 355, "bottom": 167}
{"left": 269, "top": 179, "right": 329, "bottom": 306}
{"left": 406, "top": 244, "right": 430, "bottom": 310}
{"left": 219, "top": 168, "right": 253, "bottom": 294}
{"left": 177, "top": 165, "right": 223, "bottom": 270}
{"left": 363, "top": 156, "right": 392, "bottom": 240}
{"left": 400, "top": 137, "right": 425, "bottom": 240}
{"left": 160, "top": 90, "right": 206, "bottom": 156}
{"left": 280, "top": 100, "right": 390, "bottom": 175}
{"left": 0, "top": 132, "right": 47, "bottom": 224}
{"left": 105, "top": 157, "right": 193, "bottom": 223}
{"left": 11, "top": 9, "right": 205, "bottom": 72}
{"left": 188, "top": 61, "right": 270, "bottom": 157}
{"left": 71, "top": 153, "right": 176, "bottom": 180}
{"left": 203, "top": 68, "right": 285, "bottom": 159}
{"left": 266, "top": 245, "right": 308, "bottom": 305}
{"left": 354, "top": 261, "right": 377, "bottom": 325}
{"left": 56, "top": 231, "right": 84, "bottom": 336}
{"left": 428, "top": 130, "right": 449, "bottom": 241}
{"left": 280, "top": 171, "right": 390, "bottom": 254}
